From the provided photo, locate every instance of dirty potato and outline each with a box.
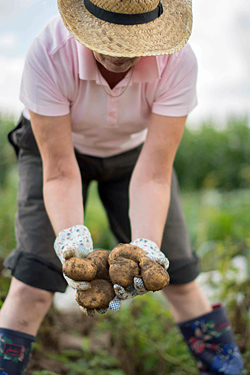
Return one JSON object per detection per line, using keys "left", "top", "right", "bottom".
{"left": 86, "top": 250, "right": 110, "bottom": 279}
{"left": 108, "top": 243, "right": 170, "bottom": 292}
{"left": 139, "top": 257, "right": 170, "bottom": 291}
{"left": 108, "top": 243, "right": 145, "bottom": 264}
{"left": 109, "top": 257, "right": 140, "bottom": 288}
{"left": 76, "top": 279, "right": 115, "bottom": 309}
{"left": 62, "top": 257, "right": 97, "bottom": 281}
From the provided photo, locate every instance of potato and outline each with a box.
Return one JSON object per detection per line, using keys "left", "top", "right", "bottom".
{"left": 108, "top": 243, "right": 170, "bottom": 292}
{"left": 86, "top": 250, "right": 110, "bottom": 279}
{"left": 108, "top": 243, "right": 145, "bottom": 264}
{"left": 140, "top": 257, "right": 170, "bottom": 291}
{"left": 109, "top": 257, "right": 140, "bottom": 288}
{"left": 76, "top": 279, "right": 115, "bottom": 309}
{"left": 62, "top": 257, "right": 97, "bottom": 281}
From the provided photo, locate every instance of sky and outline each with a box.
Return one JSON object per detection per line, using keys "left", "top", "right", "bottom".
{"left": 0, "top": 0, "right": 249, "bottom": 126}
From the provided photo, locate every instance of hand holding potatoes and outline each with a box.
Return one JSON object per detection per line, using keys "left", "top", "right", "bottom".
{"left": 54, "top": 227, "right": 120, "bottom": 315}
{"left": 62, "top": 250, "right": 116, "bottom": 312}
{"left": 59, "top": 238, "right": 170, "bottom": 316}
{"left": 110, "top": 239, "right": 170, "bottom": 300}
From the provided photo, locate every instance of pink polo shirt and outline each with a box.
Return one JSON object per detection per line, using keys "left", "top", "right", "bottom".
{"left": 20, "top": 14, "right": 198, "bottom": 157}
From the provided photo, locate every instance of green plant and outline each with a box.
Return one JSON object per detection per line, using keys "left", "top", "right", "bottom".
{"left": 95, "top": 294, "right": 198, "bottom": 375}
{"left": 175, "top": 117, "right": 250, "bottom": 190}
{"left": 29, "top": 331, "right": 126, "bottom": 375}
{"left": 0, "top": 275, "right": 10, "bottom": 309}
{"left": 93, "top": 240, "right": 249, "bottom": 374}
{"left": 84, "top": 181, "right": 117, "bottom": 249}
{"left": 205, "top": 240, "right": 250, "bottom": 361}
{"left": 0, "top": 169, "right": 18, "bottom": 258}
{"left": 182, "top": 189, "right": 250, "bottom": 252}
{"left": 0, "top": 115, "right": 16, "bottom": 187}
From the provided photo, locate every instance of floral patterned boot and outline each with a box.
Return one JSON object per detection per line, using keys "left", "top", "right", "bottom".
{"left": 178, "top": 303, "right": 245, "bottom": 375}
{"left": 0, "top": 328, "right": 35, "bottom": 375}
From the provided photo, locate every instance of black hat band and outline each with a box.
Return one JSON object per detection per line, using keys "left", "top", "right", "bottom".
{"left": 84, "top": 0, "right": 164, "bottom": 25}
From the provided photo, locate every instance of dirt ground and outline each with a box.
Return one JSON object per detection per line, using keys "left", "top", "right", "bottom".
{"left": 25, "top": 307, "right": 98, "bottom": 374}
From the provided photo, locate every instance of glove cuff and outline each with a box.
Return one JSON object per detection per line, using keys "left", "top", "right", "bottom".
{"left": 131, "top": 238, "right": 169, "bottom": 270}
{"left": 54, "top": 224, "right": 93, "bottom": 262}
{"left": 131, "top": 238, "right": 160, "bottom": 252}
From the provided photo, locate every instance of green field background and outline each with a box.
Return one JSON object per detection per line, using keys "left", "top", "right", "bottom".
{"left": 0, "top": 116, "right": 249, "bottom": 374}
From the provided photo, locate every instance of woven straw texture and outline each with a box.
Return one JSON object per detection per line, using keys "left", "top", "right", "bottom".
{"left": 58, "top": 0, "right": 192, "bottom": 57}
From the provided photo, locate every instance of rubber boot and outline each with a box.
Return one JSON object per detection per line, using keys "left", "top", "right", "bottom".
{"left": 178, "top": 303, "right": 245, "bottom": 375}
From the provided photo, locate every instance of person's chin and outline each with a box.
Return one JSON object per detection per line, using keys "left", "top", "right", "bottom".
{"left": 105, "top": 62, "right": 131, "bottom": 73}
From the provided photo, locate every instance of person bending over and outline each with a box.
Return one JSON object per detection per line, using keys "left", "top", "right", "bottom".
{"left": 0, "top": 0, "right": 245, "bottom": 373}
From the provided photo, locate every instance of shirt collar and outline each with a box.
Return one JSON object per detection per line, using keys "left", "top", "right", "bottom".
{"left": 77, "top": 42, "right": 97, "bottom": 80}
{"left": 77, "top": 42, "right": 160, "bottom": 83}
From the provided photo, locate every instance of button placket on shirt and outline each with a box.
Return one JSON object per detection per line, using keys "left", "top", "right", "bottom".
{"left": 105, "top": 74, "right": 134, "bottom": 128}
{"left": 96, "top": 73, "right": 119, "bottom": 129}
{"left": 107, "top": 95, "right": 118, "bottom": 128}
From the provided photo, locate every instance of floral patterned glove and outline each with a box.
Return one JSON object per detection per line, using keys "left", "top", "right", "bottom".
{"left": 113, "top": 238, "right": 170, "bottom": 302}
{"left": 54, "top": 225, "right": 94, "bottom": 291}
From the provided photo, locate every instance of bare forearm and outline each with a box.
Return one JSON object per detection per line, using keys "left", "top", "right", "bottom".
{"left": 44, "top": 174, "right": 84, "bottom": 236}
{"left": 129, "top": 176, "right": 171, "bottom": 247}
{"left": 129, "top": 114, "right": 186, "bottom": 247}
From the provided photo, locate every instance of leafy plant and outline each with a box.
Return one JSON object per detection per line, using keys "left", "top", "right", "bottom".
{"left": 84, "top": 181, "right": 117, "bottom": 249}
{"left": 0, "top": 275, "right": 11, "bottom": 309}
{"left": 204, "top": 240, "right": 250, "bottom": 358}
{"left": 182, "top": 189, "right": 250, "bottom": 252}
{"left": 0, "top": 115, "right": 16, "bottom": 188}
{"left": 95, "top": 294, "right": 198, "bottom": 375}
{"left": 175, "top": 117, "right": 250, "bottom": 190}
{"left": 93, "top": 238, "right": 249, "bottom": 374}
{"left": 0, "top": 169, "right": 18, "bottom": 258}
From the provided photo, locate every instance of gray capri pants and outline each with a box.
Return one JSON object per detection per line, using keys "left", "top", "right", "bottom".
{"left": 4, "top": 115, "right": 200, "bottom": 292}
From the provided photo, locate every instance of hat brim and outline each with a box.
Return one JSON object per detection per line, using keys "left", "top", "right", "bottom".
{"left": 58, "top": 0, "right": 192, "bottom": 57}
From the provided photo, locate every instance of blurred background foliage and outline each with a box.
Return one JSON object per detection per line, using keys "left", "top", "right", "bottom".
{"left": 0, "top": 115, "right": 249, "bottom": 374}
{"left": 1, "top": 116, "right": 250, "bottom": 191}
{"left": 0, "top": 115, "right": 249, "bottom": 256}
{"left": 175, "top": 117, "right": 250, "bottom": 191}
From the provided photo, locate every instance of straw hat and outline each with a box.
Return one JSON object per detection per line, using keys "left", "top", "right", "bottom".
{"left": 58, "top": 0, "right": 192, "bottom": 57}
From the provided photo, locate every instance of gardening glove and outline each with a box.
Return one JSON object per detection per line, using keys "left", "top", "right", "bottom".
{"left": 113, "top": 238, "right": 170, "bottom": 302}
{"left": 54, "top": 224, "right": 94, "bottom": 291}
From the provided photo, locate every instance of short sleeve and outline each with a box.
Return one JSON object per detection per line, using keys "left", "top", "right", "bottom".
{"left": 19, "top": 37, "right": 70, "bottom": 117}
{"left": 152, "top": 44, "right": 198, "bottom": 117}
